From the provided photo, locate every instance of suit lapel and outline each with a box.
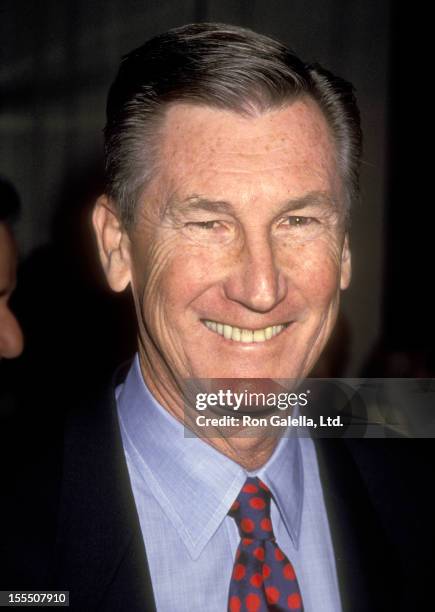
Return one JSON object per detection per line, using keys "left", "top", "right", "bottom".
{"left": 54, "top": 382, "right": 156, "bottom": 611}
{"left": 314, "top": 438, "right": 401, "bottom": 612}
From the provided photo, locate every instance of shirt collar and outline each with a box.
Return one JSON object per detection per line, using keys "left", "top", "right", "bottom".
{"left": 117, "top": 355, "right": 303, "bottom": 559}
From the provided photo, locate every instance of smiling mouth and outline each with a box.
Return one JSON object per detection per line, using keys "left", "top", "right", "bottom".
{"left": 202, "top": 320, "right": 290, "bottom": 343}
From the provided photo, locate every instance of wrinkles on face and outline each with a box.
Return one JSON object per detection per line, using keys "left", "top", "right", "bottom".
{"left": 126, "top": 101, "right": 350, "bottom": 421}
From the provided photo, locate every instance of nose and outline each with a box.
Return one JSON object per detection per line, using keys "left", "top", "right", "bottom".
{"left": 0, "top": 306, "right": 24, "bottom": 359}
{"left": 223, "top": 231, "right": 287, "bottom": 313}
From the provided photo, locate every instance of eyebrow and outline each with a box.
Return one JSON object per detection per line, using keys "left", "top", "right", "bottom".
{"left": 275, "top": 191, "right": 338, "bottom": 216}
{"left": 177, "top": 197, "right": 235, "bottom": 215}
{"left": 172, "top": 190, "right": 338, "bottom": 217}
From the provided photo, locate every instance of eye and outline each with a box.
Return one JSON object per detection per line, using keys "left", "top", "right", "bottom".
{"left": 282, "top": 216, "right": 317, "bottom": 227}
{"left": 274, "top": 214, "right": 323, "bottom": 244}
{"left": 185, "top": 220, "right": 221, "bottom": 230}
{"left": 182, "top": 219, "right": 234, "bottom": 244}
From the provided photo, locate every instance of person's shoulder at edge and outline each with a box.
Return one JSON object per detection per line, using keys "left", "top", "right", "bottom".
{"left": 0, "top": 361, "right": 132, "bottom": 590}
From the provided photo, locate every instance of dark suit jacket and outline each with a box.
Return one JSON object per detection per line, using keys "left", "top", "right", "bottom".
{"left": 1, "top": 376, "right": 434, "bottom": 611}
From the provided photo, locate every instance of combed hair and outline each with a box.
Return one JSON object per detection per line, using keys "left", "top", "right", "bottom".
{"left": 104, "top": 22, "right": 362, "bottom": 228}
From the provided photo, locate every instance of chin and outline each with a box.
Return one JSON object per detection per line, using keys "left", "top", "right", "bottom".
{"left": 189, "top": 359, "right": 302, "bottom": 381}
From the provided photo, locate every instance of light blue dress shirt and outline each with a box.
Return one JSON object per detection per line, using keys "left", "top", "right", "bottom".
{"left": 116, "top": 355, "right": 342, "bottom": 612}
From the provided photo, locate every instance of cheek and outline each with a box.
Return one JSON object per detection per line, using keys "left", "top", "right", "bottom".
{"left": 132, "top": 237, "right": 225, "bottom": 320}
{"left": 284, "top": 239, "right": 343, "bottom": 307}
{"left": 162, "top": 245, "right": 232, "bottom": 313}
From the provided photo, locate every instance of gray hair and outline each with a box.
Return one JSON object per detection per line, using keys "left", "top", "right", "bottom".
{"left": 104, "top": 23, "right": 362, "bottom": 228}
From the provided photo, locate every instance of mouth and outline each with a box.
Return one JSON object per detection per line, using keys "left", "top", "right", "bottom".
{"left": 201, "top": 319, "right": 291, "bottom": 343}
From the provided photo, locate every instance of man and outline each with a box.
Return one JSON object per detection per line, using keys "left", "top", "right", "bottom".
{"left": 2, "top": 23, "right": 433, "bottom": 612}
{"left": 0, "top": 179, "right": 24, "bottom": 360}
{"left": 92, "top": 22, "right": 353, "bottom": 609}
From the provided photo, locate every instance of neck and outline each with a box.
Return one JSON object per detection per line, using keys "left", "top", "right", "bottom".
{"left": 137, "top": 351, "right": 281, "bottom": 470}
{"left": 203, "top": 434, "right": 280, "bottom": 470}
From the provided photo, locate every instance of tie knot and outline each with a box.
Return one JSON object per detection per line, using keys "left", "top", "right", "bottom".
{"left": 229, "top": 477, "right": 275, "bottom": 540}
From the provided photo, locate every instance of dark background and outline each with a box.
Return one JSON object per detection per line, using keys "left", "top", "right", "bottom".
{"left": 0, "top": 0, "right": 432, "bottom": 413}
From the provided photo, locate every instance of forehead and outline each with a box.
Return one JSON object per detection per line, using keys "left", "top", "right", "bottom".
{"left": 150, "top": 98, "right": 341, "bottom": 206}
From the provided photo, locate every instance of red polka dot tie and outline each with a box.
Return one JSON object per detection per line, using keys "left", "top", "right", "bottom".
{"left": 227, "top": 477, "right": 304, "bottom": 612}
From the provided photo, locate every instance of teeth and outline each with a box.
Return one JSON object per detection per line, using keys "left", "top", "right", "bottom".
{"left": 253, "top": 329, "right": 265, "bottom": 342}
{"left": 241, "top": 329, "right": 253, "bottom": 343}
{"left": 232, "top": 327, "right": 241, "bottom": 341}
{"left": 223, "top": 324, "right": 232, "bottom": 339}
{"left": 204, "top": 320, "right": 286, "bottom": 343}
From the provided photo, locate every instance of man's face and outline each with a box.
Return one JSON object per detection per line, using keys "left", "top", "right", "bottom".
{"left": 124, "top": 98, "right": 351, "bottom": 388}
{"left": 100, "top": 98, "right": 351, "bottom": 397}
{"left": 0, "top": 223, "right": 23, "bottom": 359}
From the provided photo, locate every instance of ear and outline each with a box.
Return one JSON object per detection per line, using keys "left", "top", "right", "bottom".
{"left": 92, "top": 195, "right": 132, "bottom": 292}
{"left": 340, "top": 233, "right": 352, "bottom": 290}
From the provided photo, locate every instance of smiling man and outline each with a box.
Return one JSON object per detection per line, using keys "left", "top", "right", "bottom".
{"left": 89, "top": 23, "right": 371, "bottom": 612}
{"left": 93, "top": 26, "right": 353, "bottom": 480}
{"left": 89, "top": 24, "right": 402, "bottom": 611}
{"left": 3, "top": 23, "right": 433, "bottom": 612}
